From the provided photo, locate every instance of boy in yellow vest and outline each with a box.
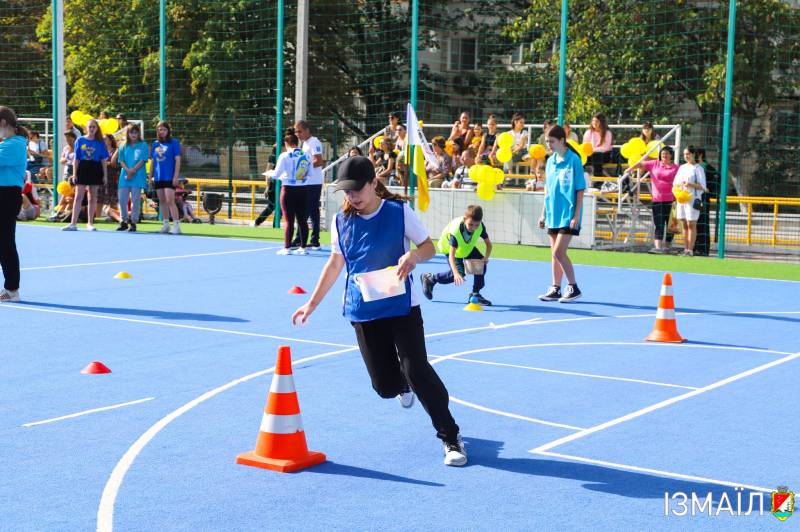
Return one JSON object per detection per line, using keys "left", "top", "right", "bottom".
{"left": 421, "top": 205, "right": 492, "bottom": 305}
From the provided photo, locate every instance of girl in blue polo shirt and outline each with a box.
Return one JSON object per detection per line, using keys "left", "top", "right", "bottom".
{"left": 115, "top": 123, "right": 148, "bottom": 232}
{"left": 0, "top": 106, "right": 28, "bottom": 302}
{"left": 291, "top": 156, "right": 467, "bottom": 467}
{"left": 149, "top": 121, "right": 182, "bottom": 235}
{"left": 63, "top": 118, "right": 109, "bottom": 231}
{"left": 538, "top": 125, "right": 585, "bottom": 303}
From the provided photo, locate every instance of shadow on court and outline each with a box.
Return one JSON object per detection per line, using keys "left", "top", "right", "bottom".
{"left": 308, "top": 461, "right": 444, "bottom": 487}
{"left": 464, "top": 437, "right": 764, "bottom": 503}
{"left": 18, "top": 301, "right": 249, "bottom": 323}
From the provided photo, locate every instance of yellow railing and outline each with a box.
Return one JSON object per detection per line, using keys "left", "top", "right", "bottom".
{"left": 140, "top": 178, "right": 268, "bottom": 220}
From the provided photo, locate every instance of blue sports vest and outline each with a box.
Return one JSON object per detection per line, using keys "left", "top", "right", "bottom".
{"left": 337, "top": 200, "right": 412, "bottom": 322}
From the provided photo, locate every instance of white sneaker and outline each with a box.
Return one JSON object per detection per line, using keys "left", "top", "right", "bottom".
{"left": 443, "top": 435, "right": 467, "bottom": 467}
{"left": 62, "top": 223, "right": 77, "bottom": 231}
{"left": 277, "top": 248, "right": 291, "bottom": 256}
{"left": 158, "top": 223, "right": 171, "bottom": 234}
{"left": 0, "top": 289, "right": 20, "bottom": 302}
{"left": 292, "top": 247, "right": 308, "bottom": 255}
{"left": 170, "top": 224, "right": 181, "bottom": 235}
{"left": 397, "top": 385, "right": 415, "bottom": 409}
{"left": 86, "top": 224, "right": 97, "bottom": 232}
{"left": 249, "top": 220, "right": 257, "bottom": 227}
{"left": 310, "top": 245, "right": 322, "bottom": 251}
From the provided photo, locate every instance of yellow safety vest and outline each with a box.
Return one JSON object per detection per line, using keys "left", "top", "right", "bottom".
{"left": 437, "top": 217, "right": 486, "bottom": 258}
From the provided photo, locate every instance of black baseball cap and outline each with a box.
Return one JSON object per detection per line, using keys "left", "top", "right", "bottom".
{"left": 333, "top": 156, "right": 375, "bottom": 191}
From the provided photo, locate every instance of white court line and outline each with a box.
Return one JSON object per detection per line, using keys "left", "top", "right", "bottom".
{"left": 453, "top": 357, "right": 698, "bottom": 390}
{"left": 22, "top": 398, "right": 155, "bottom": 428}
{"left": 96, "top": 346, "right": 357, "bottom": 532}
{"left": 449, "top": 396, "right": 584, "bottom": 431}
{"left": 535, "top": 450, "right": 773, "bottom": 493}
{"left": 0, "top": 304, "right": 355, "bottom": 348}
{"left": 21, "top": 246, "right": 279, "bottom": 271}
{"left": 530, "top": 350, "right": 800, "bottom": 454}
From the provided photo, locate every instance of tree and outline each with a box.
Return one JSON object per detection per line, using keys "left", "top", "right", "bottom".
{"left": 1, "top": 0, "right": 51, "bottom": 117}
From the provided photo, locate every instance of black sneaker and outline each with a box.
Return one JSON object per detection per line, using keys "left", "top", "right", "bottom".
{"left": 559, "top": 284, "right": 582, "bottom": 303}
{"left": 469, "top": 292, "right": 492, "bottom": 306}
{"left": 538, "top": 285, "right": 561, "bottom": 302}
{"left": 127, "top": 223, "right": 137, "bottom": 232}
{"left": 116, "top": 222, "right": 128, "bottom": 231}
{"left": 421, "top": 273, "right": 434, "bottom": 300}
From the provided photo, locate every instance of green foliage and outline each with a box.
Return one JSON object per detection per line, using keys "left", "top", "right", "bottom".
{"left": 1, "top": 0, "right": 51, "bottom": 117}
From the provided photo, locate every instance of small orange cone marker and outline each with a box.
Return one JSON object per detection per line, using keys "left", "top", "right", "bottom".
{"left": 288, "top": 285, "right": 307, "bottom": 294}
{"left": 81, "top": 361, "right": 112, "bottom": 374}
{"left": 114, "top": 271, "right": 132, "bottom": 279}
{"left": 645, "top": 273, "right": 685, "bottom": 343}
{"left": 236, "top": 346, "right": 325, "bottom": 472}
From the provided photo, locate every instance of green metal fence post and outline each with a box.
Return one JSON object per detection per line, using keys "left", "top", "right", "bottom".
{"left": 557, "top": 0, "right": 568, "bottom": 126}
{"left": 159, "top": 0, "right": 166, "bottom": 120}
{"left": 717, "top": 0, "right": 736, "bottom": 259}
{"left": 273, "top": 0, "right": 284, "bottom": 229}
{"left": 409, "top": 0, "right": 419, "bottom": 206}
{"left": 51, "top": 0, "right": 60, "bottom": 209}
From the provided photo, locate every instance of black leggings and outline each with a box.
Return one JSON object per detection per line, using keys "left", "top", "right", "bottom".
{"left": 587, "top": 151, "right": 611, "bottom": 177}
{"left": 279, "top": 185, "right": 308, "bottom": 248}
{"left": 652, "top": 201, "right": 673, "bottom": 241}
{"left": 0, "top": 186, "right": 22, "bottom": 291}
{"left": 352, "top": 306, "right": 460, "bottom": 444}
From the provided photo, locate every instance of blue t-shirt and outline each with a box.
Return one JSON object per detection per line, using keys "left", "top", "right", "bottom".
{"left": 118, "top": 141, "right": 149, "bottom": 189}
{"left": 151, "top": 138, "right": 182, "bottom": 182}
{"left": 544, "top": 148, "right": 586, "bottom": 229}
{"left": 75, "top": 137, "right": 110, "bottom": 162}
{"left": 0, "top": 135, "right": 28, "bottom": 187}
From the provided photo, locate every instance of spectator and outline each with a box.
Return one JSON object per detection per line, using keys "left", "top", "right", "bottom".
{"left": 348, "top": 146, "right": 363, "bottom": 158}
{"left": 383, "top": 111, "right": 401, "bottom": 143}
{"left": 149, "top": 121, "right": 183, "bottom": 235}
{"left": 394, "top": 123, "right": 407, "bottom": 153}
{"left": 625, "top": 146, "right": 679, "bottom": 254}
{"left": 175, "top": 178, "right": 200, "bottom": 223}
{"left": 640, "top": 121, "right": 659, "bottom": 143}
{"left": 536, "top": 119, "right": 555, "bottom": 154}
{"left": 64, "top": 116, "right": 82, "bottom": 138}
{"left": 448, "top": 111, "right": 474, "bottom": 147}
{"left": 478, "top": 114, "right": 498, "bottom": 166}
{"left": 60, "top": 131, "right": 77, "bottom": 183}
{"left": 63, "top": 118, "right": 108, "bottom": 231}
{"left": 470, "top": 123, "right": 484, "bottom": 152}
{"left": 563, "top": 121, "right": 579, "bottom": 143}
{"left": 534, "top": 118, "right": 555, "bottom": 179}
{"left": 449, "top": 138, "right": 464, "bottom": 175}
{"left": 251, "top": 175, "right": 276, "bottom": 227}
{"left": 47, "top": 180, "right": 75, "bottom": 222}
{"left": 673, "top": 146, "right": 707, "bottom": 257}
{"left": 294, "top": 120, "right": 324, "bottom": 250}
{"left": 537, "top": 125, "right": 585, "bottom": 303}
{"left": 0, "top": 106, "right": 28, "bottom": 302}
{"left": 507, "top": 112, "right": 529, "bottom": 166}
{"left": 272, "top": 129, "right": 311, "bottom": 255}
{"left": 18, "top": 179, "right": 40, "bottom": 221}
{"left": 115, "top": 113, "right": 128, "bottom": 131}
{"left": 100, "top": 134, "right": 121, "bottom": 223}
{"left": 374, "top": 137, "right": 397, "bottom": 186}
{"left": 115, "top": 123, "right": 148, "bottom": 232}
{"left": 422, "top": 204, "right": 493, "bottom": 306}
{"left": 26, "top": 130, "right": 49, "bottom": 178}
{"left": 426, "top": 136, "right": 452, "bottom": 188}
{"left": 98, "top": 111, "right": 110, "bottom": 120}
{"left": 583, "top": 112, "right": 613, "bottom": 177}
{"left": 694, "top": 148, "right": 717, "bottom": 256}
{"left": 452, "top": 146, "right": 477, "bottom": 189}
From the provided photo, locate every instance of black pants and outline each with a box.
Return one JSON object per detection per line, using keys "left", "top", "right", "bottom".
{"left": 587, "top": 151, "right": 611, "bottom": 177}
{"left": 0, "top": 186, "right": 22, "bottom": 291}
{"left": 253, "top": 201, "right": 274, "bottom": 227}
{"left": 352, "top": 306, "right": 460, "bottom": 444}
{"left": 292, "top": 184, "right": 322, "bottom": 247}
{"left": 280, "top": 185, "right": 308, "bottom": 248}
{"left": 432, "top": 249, "right": 486, "bottom": 293}
{"left": 694, "top": 196, "right": 711, "bottom": 256}
{"left": 651, "top": 201, "right": 673, "bottom": 242}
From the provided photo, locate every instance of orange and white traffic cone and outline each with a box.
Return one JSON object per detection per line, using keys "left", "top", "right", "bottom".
{"left": 236, "top": 346, "right": 326, "bottom": 472}
{"left": 645, "top": 272, "right": 685, "bottom": 343}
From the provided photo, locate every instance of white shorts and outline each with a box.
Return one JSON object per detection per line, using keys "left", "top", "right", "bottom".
{"left": 676, "top": 201, "right": 700, "bottom": 222}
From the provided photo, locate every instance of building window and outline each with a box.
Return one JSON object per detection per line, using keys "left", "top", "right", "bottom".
{"left": 449, "top": 38, "right": 477, "bottom": 71}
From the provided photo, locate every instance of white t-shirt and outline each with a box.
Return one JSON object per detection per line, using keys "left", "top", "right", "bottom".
{"left": 673, "top": 163, "right": 707, "bottom": 201}
{"left": 302, "top": 136, "right": 324, "bottom": 185}
{"left": 330, "top": 200, "right": 430, "bottom": 306}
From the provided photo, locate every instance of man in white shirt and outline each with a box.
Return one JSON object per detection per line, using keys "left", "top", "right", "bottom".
{"left": 293, "top": 120, "right": 325, "bottom": 249}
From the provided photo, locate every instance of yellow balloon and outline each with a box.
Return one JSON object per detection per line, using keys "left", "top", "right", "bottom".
{"left": 476, "top": 181, "right": 495, "bottom": 201}
{"left": 620, "top": 142, "right": 632, "bottom": 160}
{"left": 57, "top": 180, "right": 73, "bottom": 196}
{"left": 373, "top": 135, "right": 383, "bottom": 149}
{"left": 496, "top": 147, "right": 512, "bottom": 164}
{"left": 71, "top": 110, "right": 92, "bottom": 128}
{"left": 647, "top": 140, "right": 663, "bottom": 159}
{"left": 477, "top": 164, "right": 493, "bottom": 183}
{"left": 567, "top": 139, "right": 587, "bottom": 165}
{"left": 497, "top": 131, "right": 514, "bottom": 149}
{"left": 468, "top": 164, "right": 482, "bottom": 181}
{"left": 580, "top": 142, "right": 593, "bottom": 158}
{"left": 418, "top": 120, "right": 424, "bottom": 128}
{"left": 491, "top": 167, "right": 505, "bottom": 185}
{"left": 444, "top": 140, "right": 454, "bottom": 156}
{"left": 672, "top": 186, "right": 691, "bottom": 204}
{"left": 146, "top": 160, "right": 152, "bottom": 175}
{"left": 528, "top": 144, "right": 546, "bottom": 160}
{"left": 628, "top": 137, "right": 647, "bottom": 157}
{"left": 99, "top": 118, "right": 118, "bottom": 135}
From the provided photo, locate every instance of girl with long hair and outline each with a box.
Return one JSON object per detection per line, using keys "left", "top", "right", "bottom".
{"left": 63, "top": 118, "right": 109, "bottom": 231}
{"left": 0, "top": 106, "right": 29, "bottom": 301}
{"left": 582, "top": 112, "right": 613, "bottom": 177}
{"left": 116, "top": 124, "right": 148, "bottom": 231}
{"left": 149, "top": 121, "right": 182, "bottom": 235}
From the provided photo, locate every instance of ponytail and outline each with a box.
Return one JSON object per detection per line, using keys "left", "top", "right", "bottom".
{"left": 0, "top": 106, "right": 26, "bottom": 137}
